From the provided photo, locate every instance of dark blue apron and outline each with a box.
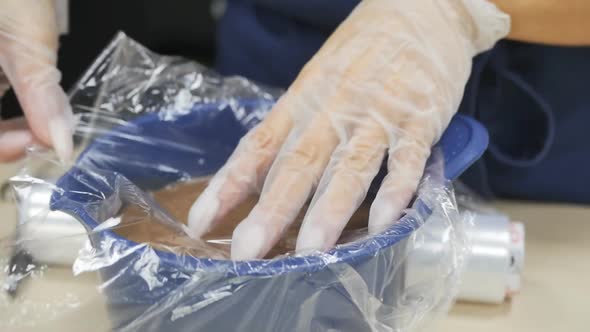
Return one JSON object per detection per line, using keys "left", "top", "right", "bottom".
{"left": 215, "top": 0, "right": 590, "bottom": 204}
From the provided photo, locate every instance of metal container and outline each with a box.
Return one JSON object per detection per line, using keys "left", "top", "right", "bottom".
{"left": 15, "top": 180, "right": 88, "bottom": 266}
{"left": 406, "top": 210, "right": 525, "bottom": 304}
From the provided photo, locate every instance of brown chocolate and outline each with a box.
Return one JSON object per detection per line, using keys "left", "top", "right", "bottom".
{"left": 116, "top": 180, "right": 370, "bottom": 259}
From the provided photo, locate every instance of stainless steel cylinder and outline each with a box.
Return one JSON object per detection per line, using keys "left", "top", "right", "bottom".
{"left": 405, "top": 210, "right": 525, "bottom": 304}
{"left": 16, "top": 181, "right": 88, "bottom": 266}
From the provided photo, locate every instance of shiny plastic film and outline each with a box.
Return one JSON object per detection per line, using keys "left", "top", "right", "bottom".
{"left": 1, "top": 33, "right": 471, "bottom": 332}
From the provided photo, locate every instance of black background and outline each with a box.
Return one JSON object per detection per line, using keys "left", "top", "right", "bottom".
{"left": 1, "top": 0, "right": 216, "bottom": 119}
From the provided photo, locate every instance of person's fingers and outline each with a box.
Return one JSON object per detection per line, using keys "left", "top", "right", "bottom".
{"left": 187, "top": 55, "right": 341, "bottom": 240}
{"left": 230, "top": 112, "right": 340, "bottom": 260}
{"left": 0, "top": 116, "right": 29, "bottom": 132}
{"left": 368, "top": 135, "right": 431, "bottom": 235}
{"left": 0, "top": 117, "right": 33, "bottom": 162}
{"left": 0, "top": 70, "right": 10, "bottom": 97}
{"left": 4, "top": 52, "right": 74, "bottom": 163}
{"left": 0, "top": 130, "right": 33, "bottom": 162}
{"left": 187, "top": 100, "right": 293, "bottom": 238}
{"left": 0, "top": 0, "right": 74, "bottom": 162}
{"left": 296, "top": 123, "right": 387, "bottom": 253}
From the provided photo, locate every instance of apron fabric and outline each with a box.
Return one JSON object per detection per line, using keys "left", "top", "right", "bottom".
{"left": 216, "top": 0, "right": 590, "bottom": 204}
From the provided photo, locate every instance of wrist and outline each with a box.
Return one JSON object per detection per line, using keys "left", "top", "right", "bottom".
{"left": 449, "top": 0, "right": 511, "bottom": 54}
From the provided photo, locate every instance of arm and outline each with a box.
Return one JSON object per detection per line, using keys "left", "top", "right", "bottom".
{"left": 492, "top": 0, "right": 590, "bottom": 45}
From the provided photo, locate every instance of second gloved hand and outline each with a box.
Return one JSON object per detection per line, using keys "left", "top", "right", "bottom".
{"left": 189, "top": 0, "right": 510, "bottom": 260}
{"left": 0, "top": 0, "right": 74, "bottom": 162}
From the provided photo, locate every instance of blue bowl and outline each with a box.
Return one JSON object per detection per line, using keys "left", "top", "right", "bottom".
{"left": 52, "top": 100, "right": 488, "bottom": 331}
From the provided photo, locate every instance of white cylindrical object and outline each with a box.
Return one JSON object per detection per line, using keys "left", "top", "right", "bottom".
{"left": 457, "top": 239, "right": 512, "bottom": 303}
{"left": 507, "top": 221, "right": 525, "bottom": 296}
{"left": 17, "top": 182, "right": 88, "bottom": 266}
{"left": 405, "top": 210, "right": 525, "bottom": 304}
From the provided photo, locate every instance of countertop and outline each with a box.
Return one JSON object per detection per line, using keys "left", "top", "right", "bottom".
{"left": 441, "top": 201, "right": 590, "bottom": 332}
{"left": 0, "top": 162, "right": 588, "bottom": 331}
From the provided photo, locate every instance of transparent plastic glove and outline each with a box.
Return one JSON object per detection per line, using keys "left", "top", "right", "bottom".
{"left": 0, "top": 0, "right": 73, "bottom": 162}
{"left": 189, "top": 0, "right": 510, "bottom": 260}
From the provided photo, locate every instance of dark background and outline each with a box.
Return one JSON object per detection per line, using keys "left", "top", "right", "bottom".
{"left": 1, "top": 0, "right": 217, "bottom": 119}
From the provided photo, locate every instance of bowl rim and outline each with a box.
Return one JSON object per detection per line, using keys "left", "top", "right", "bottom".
{"left": 54, "top": 195, "right": 428, "bottom": 277}
{"left": 52, "top": 100, "right": 466, "bottom": 278}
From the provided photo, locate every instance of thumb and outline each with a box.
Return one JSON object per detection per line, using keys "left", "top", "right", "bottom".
{"left": 11, "top": 66, "right": 74, "bottom": 162}
{"left": 0, "top": 0, "right": 73, "bottom": 162}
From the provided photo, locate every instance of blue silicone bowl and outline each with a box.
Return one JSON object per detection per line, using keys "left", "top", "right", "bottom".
{"left": 52, "top": 100, "right": 488, "bottom": 331}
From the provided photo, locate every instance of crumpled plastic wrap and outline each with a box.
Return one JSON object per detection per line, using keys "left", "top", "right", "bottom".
{"left": 0, "top": 33, "right": 470, "bottom": 332}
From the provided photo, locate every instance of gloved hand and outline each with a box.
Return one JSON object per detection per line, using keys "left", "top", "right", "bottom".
{"left": 0, "top": 0, "right": 73, "bottom": 162}
{"left": 189, "top": 0, "right": 510, "bottom": 260}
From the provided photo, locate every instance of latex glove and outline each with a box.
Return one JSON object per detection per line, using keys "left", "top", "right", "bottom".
{"left": 189, "top": 0, "right": 510, "bottom": 260}
{"left": 0, "top": 0, "right": 73, "bottom": 162}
